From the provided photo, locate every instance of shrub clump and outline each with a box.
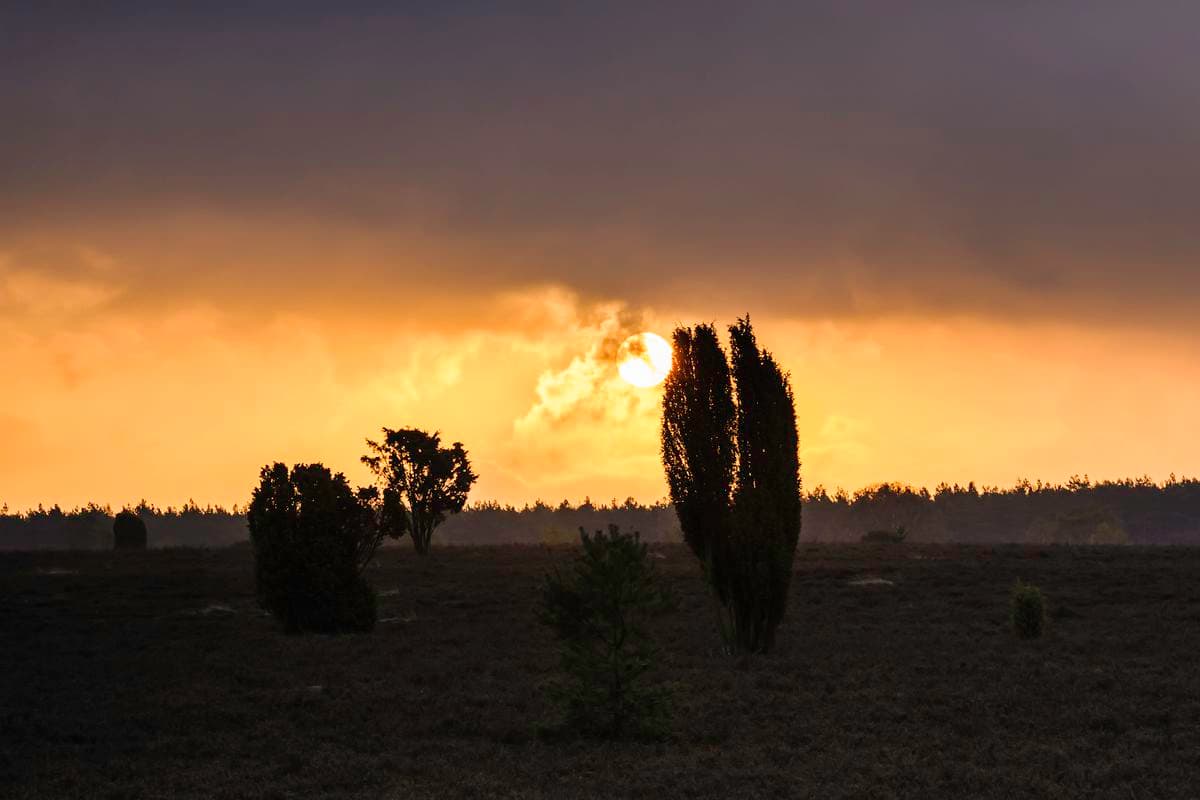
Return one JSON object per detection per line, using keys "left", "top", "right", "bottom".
{"left": 539, "top": 525, "right": 673, "bottom": 738}
{"left": 247, "top": 463, "right": 382, "bottom": 633}
{"left": 1011, "top": 579, "right": 1046, "bottom": 639}
{"left": 112, "top": 511, "right": 148, "bottom": 550}
{"left": 861, "top": 526, "right": 907, "bottom": 544}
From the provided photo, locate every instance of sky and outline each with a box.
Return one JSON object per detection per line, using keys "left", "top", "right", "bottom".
{"left": 2, "top": 2, "right": 1199, "bottom": 510}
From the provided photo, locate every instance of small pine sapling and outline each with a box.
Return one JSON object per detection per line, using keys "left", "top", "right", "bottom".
{"left": 539, "top": 524, "right": 674, "bottom": 738}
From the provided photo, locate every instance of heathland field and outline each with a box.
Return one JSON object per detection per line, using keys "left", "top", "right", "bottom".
{"left": 3, "top": 543, "right": 1199, "bottom": 799}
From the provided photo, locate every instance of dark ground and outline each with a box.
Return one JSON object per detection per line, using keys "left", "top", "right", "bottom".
{"left": 2, "top": 543, "right": 1199, "bottom": 799}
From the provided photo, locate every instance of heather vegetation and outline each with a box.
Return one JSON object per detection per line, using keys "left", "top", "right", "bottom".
{"left": 7, "top": 544, "right": 1200, "bottom": 798}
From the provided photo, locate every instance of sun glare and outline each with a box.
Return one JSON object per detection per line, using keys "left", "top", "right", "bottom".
{"left": 617, "top": 332, "right": 673, "bottom": 388}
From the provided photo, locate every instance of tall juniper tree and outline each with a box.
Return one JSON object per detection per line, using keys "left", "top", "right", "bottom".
{"left": 661, "top": 317, "right": 800, "bottom": 653}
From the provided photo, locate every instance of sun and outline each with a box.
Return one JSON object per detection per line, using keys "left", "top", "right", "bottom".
{"left": 617, "top": 332, "right": 673, "bottom": 388}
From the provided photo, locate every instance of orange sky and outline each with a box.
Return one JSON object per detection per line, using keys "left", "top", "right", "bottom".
{"left": 2, "top": 264, "right": 1197, "bottom": 511}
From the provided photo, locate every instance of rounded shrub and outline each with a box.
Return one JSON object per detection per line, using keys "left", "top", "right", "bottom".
{"left": 112, "top": 511, "right": 148, "bottom": 550}
{"left": 248, "top": 463, "right": 380, "bottom": 634}
{"left": 1010, "top": 579, "right": 1045, "bottom": 639}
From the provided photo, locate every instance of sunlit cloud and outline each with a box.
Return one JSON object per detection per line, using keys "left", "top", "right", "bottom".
{"left": 0, "top": 253, "right": 122, "bottom": 318}
{"left": 499, "top": 295, "right": 664, "bottom": 499}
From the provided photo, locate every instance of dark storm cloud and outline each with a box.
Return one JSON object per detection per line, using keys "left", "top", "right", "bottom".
{"left": 3, "top": 1, "right": 1199, "bottom": 322}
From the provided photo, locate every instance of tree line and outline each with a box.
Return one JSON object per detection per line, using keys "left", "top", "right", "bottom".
{"left": 6, "top": 476, "right": 1199, "bottom": 551}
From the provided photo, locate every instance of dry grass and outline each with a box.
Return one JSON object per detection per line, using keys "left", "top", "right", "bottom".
{"left": 2, "top": 543, "right": 1199, "bottom": 798}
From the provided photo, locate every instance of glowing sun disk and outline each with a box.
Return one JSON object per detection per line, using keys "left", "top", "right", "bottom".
{"left": 618, "top": 332, "right": 673, "bottom": 388}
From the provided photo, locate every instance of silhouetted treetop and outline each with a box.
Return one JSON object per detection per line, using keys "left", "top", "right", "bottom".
{"left": 661, "top": 323, "right": 736, "bottom": 566}
{"left": 362, "top": 427, "right": 477, "bottom": 555}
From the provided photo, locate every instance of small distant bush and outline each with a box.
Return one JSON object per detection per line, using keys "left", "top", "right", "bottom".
{"left": 247, "top": 463, "right": 382, "bottom": 634}
{"left": 861, "top": 526, "right": 907, "bottom": 544}
{"left": 539, "top": 524, "right": 673, "bottom": 738}
{"left": 112, "top": 511, "right": 148, "bottom": 550}
{"left": 1011, "top": 580, "right": 1045, "bottom": 639}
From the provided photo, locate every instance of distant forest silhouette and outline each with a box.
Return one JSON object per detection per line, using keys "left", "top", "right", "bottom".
{"left": 3, "top": 475, "right": 1199, "bottom": 550}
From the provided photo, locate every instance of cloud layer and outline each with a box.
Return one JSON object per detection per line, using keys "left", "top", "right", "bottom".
{"left": 4, "top": 2, "right": 1200, "bottom": 324}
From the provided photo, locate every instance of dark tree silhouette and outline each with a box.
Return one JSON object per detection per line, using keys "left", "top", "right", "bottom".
{"left": 248, "top": 463, "right": 379, "bottom": 633}
{"left": 727, "top": 317, "right": 801, "bottom": 653}
{"left": 362, "top": 427, "right": 477, "bottom": 555}
{"left": 661, "top": 317, "right": 801, "bottom": 653}
{"left": 661, "top": 324, "right": 736, "bottom": 568}
{"left": 112, "top": 510, "right": 148, "bottom": 550}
